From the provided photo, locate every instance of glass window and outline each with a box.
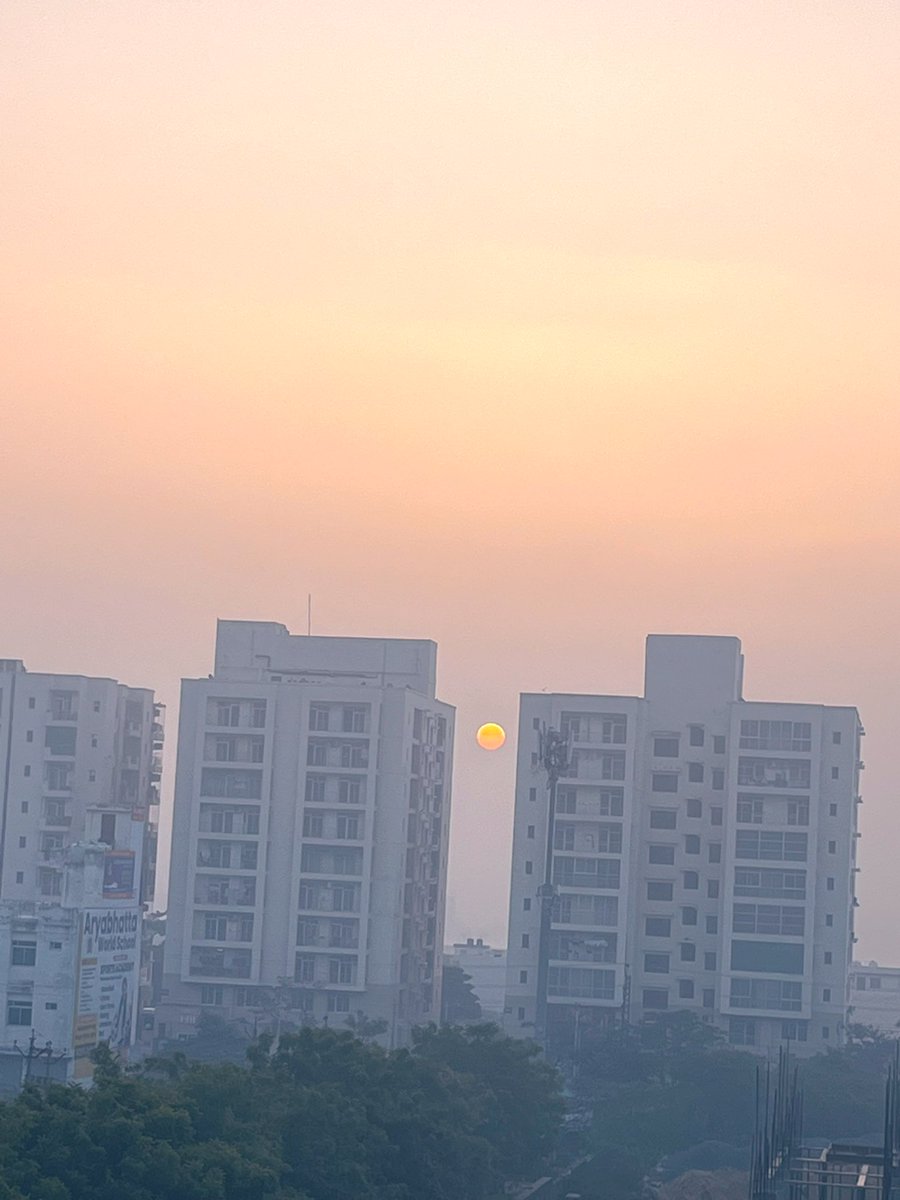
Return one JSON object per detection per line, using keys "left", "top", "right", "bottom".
{"left": 688, "top": 763, "right": 704, "bottom": 783}
{"left": 684, "top": 835, "right": 700, "bottom": 854}
{"left": 680, "top": 942, "right": 696, "bottom": 962}
{"left": 679, "top": 979, "right": 695, "bottom": 998}
{"left": 644, "top": 953, "right": 670, "bottom": 974}
{"left": 649, "top": 844, "right": 675, "bottom": 865}
{"left": 652, "top": 773, "right": 678, "bottom": 793}
{"left": 650, "top": 809, "right": 677, "bottom": 829}
{"left": 689, "top": 726, "right": 705, "bottom": 747}
{"left": 686, "top": 799, "right": 702, "bottom": 818}
{"left": 683, "top": 871, "right": 699, "bottom": 890}
{"left": 645, "top": 917, "right": 672, "bottom": 937}
{"left": 642, "top": 989, "right": 669, "bottom": 1010}
{"left": 654, "top": 737, "right": 680, "bottom": 757}
{"left": 647, "top": 881, "right": 674, "bottom": 901}
{"left": 681, "top": 906, "right": 697, "bottom": 926}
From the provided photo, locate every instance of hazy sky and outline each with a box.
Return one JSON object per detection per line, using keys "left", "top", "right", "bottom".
{"left": 2, "top": 2, "right": 899, "bottom": 957}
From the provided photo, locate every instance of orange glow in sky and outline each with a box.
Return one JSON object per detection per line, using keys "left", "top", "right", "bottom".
{"left": 2, "top": 1, "right": 899, "bottom": 953}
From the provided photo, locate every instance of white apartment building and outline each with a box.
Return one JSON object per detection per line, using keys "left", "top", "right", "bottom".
{"left": 446, "top": 939, "right": 507, "bottom": 1019}
{"left": 505, "top": 635, "right": 862, "bottom": 1057}
{"left": 0, "top": 660, "right": 162, "bottom": 1085}
{"left": 0, "top": 660, "right": 163, "bottom": 910}
{"left": 850, "top": 963, "right": 900, "bottom": 1036}
{"left": 159, "top": 621, "right": 454, "bottom": 1049}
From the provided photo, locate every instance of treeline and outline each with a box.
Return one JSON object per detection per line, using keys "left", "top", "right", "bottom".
{"left": 568, "top": 1013, "right": 899, "bottom": 1199}
{"left": 0, "top": 1023, "right": 563, "bottom": 1200}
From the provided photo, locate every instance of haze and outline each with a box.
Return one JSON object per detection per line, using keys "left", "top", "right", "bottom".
{"left": 2, "top": 2, "right": 898, "bottom": 958}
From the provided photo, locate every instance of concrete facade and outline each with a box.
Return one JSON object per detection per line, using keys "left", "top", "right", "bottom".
{"left": 159, "top": 621, "right": 454, "bottom": 1049}
{"left": 850, "top": 963, "right": 900, "bottom": 1036}
{"left": 505, "top": 635, "right": 862, "bottom": 1057}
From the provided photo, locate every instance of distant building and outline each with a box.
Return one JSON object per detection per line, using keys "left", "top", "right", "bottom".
{"left": 0, "top": 659, "right": 162, "bottom": 1076}
{"left": 159, "top": 621, "right": 454, "bottom": 1049}
{"left": 446, "top": 939, "right": 507, "bottom": 1019}
{"left": 850, "top": 963, "right": 900, "bottom": 1036}
{"left": 0, "top": 840, "right": 143, "bottom": 1092}
{"left": 505, "top": 635, "right": 863, "bottom": 1057}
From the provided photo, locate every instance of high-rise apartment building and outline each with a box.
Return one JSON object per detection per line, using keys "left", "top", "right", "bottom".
{"left": 505, "top": 636, "right": 862, "bottom": 1056}
{"left": 159, "top": 621, "right": 454, "bottom": 1049}
{"left": 0, "top": 659, "right": 163, "bottom": 1079}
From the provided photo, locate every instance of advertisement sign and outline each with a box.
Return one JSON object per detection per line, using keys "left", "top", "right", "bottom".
{"left": 72, "top": 908, "right": 140, "bottom": 1078}
{"left": 103, "top": 850, "right": 136, "bottom": 901}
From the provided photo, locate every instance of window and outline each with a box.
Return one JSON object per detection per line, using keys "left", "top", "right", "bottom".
{"left": 687, "top": 799, "right": 702, "bottom": 818}
{"left": 20, "top": 802, "right": 27, "bottom": 813}
{"left": 28, "top": 697, "right": 35, "bottom": 709}
{"left": 7, "top": 1001, "right": 32, "bottom": 1026}
{"left": 827, "top": 877, "right": 835, "bottom": 891}
{"left": 831, "top": 767, "right": 839, "bottom": 780}
{"left": 824, "top": 951, "right": 832, "bottom": 965}
{"left": 45, "top": 728, "right": 77, "bottom": 756}
{"left": 521, "top": 934, "right": 529, "bottom": 948}
{"left": 737, "top": 797, "right": 763, "bottom": 824}
{"left": 297, "top": 919, "right": 319, "bottom": 945}
{"left": 302, "top": 813, "right": 324, "bottom": 838}
{"left": 15, "top": 872, "right": 23, "bottom": 884}
{"left": 712, "top": 769, "right": 725, "bottom": 790}
{"left": 729, "top": 978, "right": 802, "bottom": 1012}
{"left": 553, "top": 857, "right": 620, "bottom": 889}
{"left": 45, "top": 1002, "right": 57, "bottom": 1011}
{"left": 23, "top": 766, "right": 30, "bottom": 778}
{"left": 822, "top": 1026, "right": 830, "bottom": 1039}
{"left": 647, "top": 881, "right": 673, "bottom": 901}
{"left": 295, "top": 955, "right": 315, "bottom": 982}
{"left": 340, "top": 744, "right": 368, "bottom": 769}
{"left": 684, "top": 835, "right": 700, "bottom": 855}
{"left": 11, "top": 941, "right": 36, "bottom": 967}
{"left": 729, "top": 1018, "right": 756, "bottom": 1046}
{"left": 681, "top": 906, "right": 697, "bottom": 926}
{"left": 524, "top": 861, "right": 533, "bottom": 875}
{"left": 329, "top": 958, "right": 355, "bottom": 985}
{"left": 99, "top": 812, "right": 116, "bottom": 846}
{"left": 556, "top": 789, "right": 575, "bottom": 814}
{"left": 250, "top": 702, "right": 267, "bottom": 728}
{"left": 17, "top": 837, "right": 25, "bottom": 849}
{"left": 200, "top": 985, "right": 224, "bottom": 1006}
{"left": 310, "top": 705, "right": 330, "bottom": 731}
{"left": 680, "top": 942, "right": 696, "bottom": 962}
{"left": 703, "top": 988, "right": 715, "bottom": 1008}
{"left": 529, "top": 788, "right": 537, "bottom": 803}
{"left": 711, "top": 807, "right": 723, "bottom": 826}
{"left": 869, "top": 976, "right": 882, "bottom": 990}
{"left": 649, "top": 844, "right": 675, "bottom": 865}
{"left": 338, "top": 778, "right": 362, "bottom": 805}
{"left": 689, "top": 726, "right": 705, "bottom": 747}
{"left": 679, "top": 979, "right": 695, "bottom": 998}
{"left": 683, "top": 871, "right": 699, "bottom": 890}
{"left": 688, "top": 763, "right": 704, "bottom": 783}
{"left": 644, "top": 953, "right": 670, "bottom": 974}
{"left": 732, "top": 904, "right": 805, "bottom": 937}
{"left": 738, "top": 757, "right": 811, "bottom": 789}
{"left": 652, "top": 773, "right": 678, "bottom": 793}
{"left": 527, "top": 825, "right": 535, "bottom": 839}
{"left": 642, "top": 989, "right": 669, "bottom": 1010}
{"left": 713, "top": 736, "right": 726, "bottom": 754}
{"left": 828, "top": 840, "right": 836, "bottom": 854}
{"left": 650, "top": 809, "right": 677, "bottom": 830}
{"left": 327, "top": 993, "right": 351, "bottom": 1013}
{"left": 825, "top": 914, "right": 834, "bottom": 927}
{"left": 706, "top": 915, "right": 718, "bottom": 934}
{"left": 829, "top": 803, "right": 838, "bottom": 817}
{"left": 787, "top": 799, "right": 810, "bottom": 826}
{"left": 823, "top": 988, "right": 831, "bottom": 1002}
{"left": 336, "top": 815, "right": 360, "bottom": 840}
{"left": 519, "top": 970, "right": 528, "bottom": 984}
{"left": 832, "top": 732, "right": 842, "bottom": 745}
{"left": 342, "top": 706, "right": 367, "bottom": 733}
{"left": 91, "top": 736, "right": 98, "bottom": 748}
{"left": 555, "top": 894, "right": 618, "bottom": 926}
{"left": 548, "top": 967, "right": 615, "bottom": 999}
{"left": 523, "top": 898, "right": 531, "bottom": 911}
{"left": 704, "top": 952, "right": 716, "bottom": 970}
{"left": 707, "top": 880, "right": 720, "bottom": 899}
{"left": 734, "top": 868, "right": 805, "bottom": 900}
{"left": 25, "top": 730, "right": 33, "bottom": 743}
{"left": 654, "top": 737, "right": 680, "bottom": 757}
{"left": 518, "top": 1007, "right": 525, "bottom": 1020}
{"left": 709, "top": 843, "right": 722, "bottom": 863}
{"left": 740, "top": 721, "right": 811, "bottom": 752}
{"left": 736, "top": 831, "right": 808, "bottom": 862}
{"left": 782, "top": 1020, "right": 808, "bottom": 1042}
{"left": 731, "top": 941, "right": 803, "bottom": 974}
{"left": 645, "top": 917, "right": 672, "bottom": 937}
{"left": 204, "top": 916, "right": 227, "bottom": 940}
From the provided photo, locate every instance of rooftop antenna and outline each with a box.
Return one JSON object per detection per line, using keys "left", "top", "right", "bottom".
{"left": 307, "top": 594, "right": 312, "bottom": 637}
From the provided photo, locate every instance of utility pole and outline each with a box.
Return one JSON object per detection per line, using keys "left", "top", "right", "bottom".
{"left": 533, "top": 726, "right": 570, "bottom": 1053}
{"left": 13, "top": 1030, "right": 67, "bottom": 1086}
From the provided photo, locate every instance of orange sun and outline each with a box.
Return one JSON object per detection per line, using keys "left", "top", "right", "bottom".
{"left": 476, "top": 722, "right": 506, "bottom": 751}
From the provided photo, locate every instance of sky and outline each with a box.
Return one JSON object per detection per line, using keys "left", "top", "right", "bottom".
{"left": 2, "top": 1, "right": 899, "bottom": 958}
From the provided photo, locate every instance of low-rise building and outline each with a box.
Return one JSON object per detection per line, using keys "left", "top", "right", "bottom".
{"left": 850, "top": 963, "right": 900, "bottom": 1036}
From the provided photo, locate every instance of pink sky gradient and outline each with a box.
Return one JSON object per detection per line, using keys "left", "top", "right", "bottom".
{"left": 2, "top": 1, "right": 899, "bottom": 955}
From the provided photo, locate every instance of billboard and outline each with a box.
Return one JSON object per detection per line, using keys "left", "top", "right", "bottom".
{"left": 72, "top": 908, "right": 140, "bottom": 1078}
{"left": 103, "top": 850, "right": 136, "bottom": 901}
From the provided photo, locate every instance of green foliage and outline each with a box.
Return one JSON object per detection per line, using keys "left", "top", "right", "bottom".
{"left": 0, "top": 1025, "right": 564, "bottom": 1199}
{"left": 412, "top": 1022, "right": 565, "bottom": 1179}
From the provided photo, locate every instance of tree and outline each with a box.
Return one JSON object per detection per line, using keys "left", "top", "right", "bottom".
{"left": 440, "top": 965, "right": 483, "bottom": 1025}
{"left": 412, "top": 1022, "right": 564, "bottom": 1180}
